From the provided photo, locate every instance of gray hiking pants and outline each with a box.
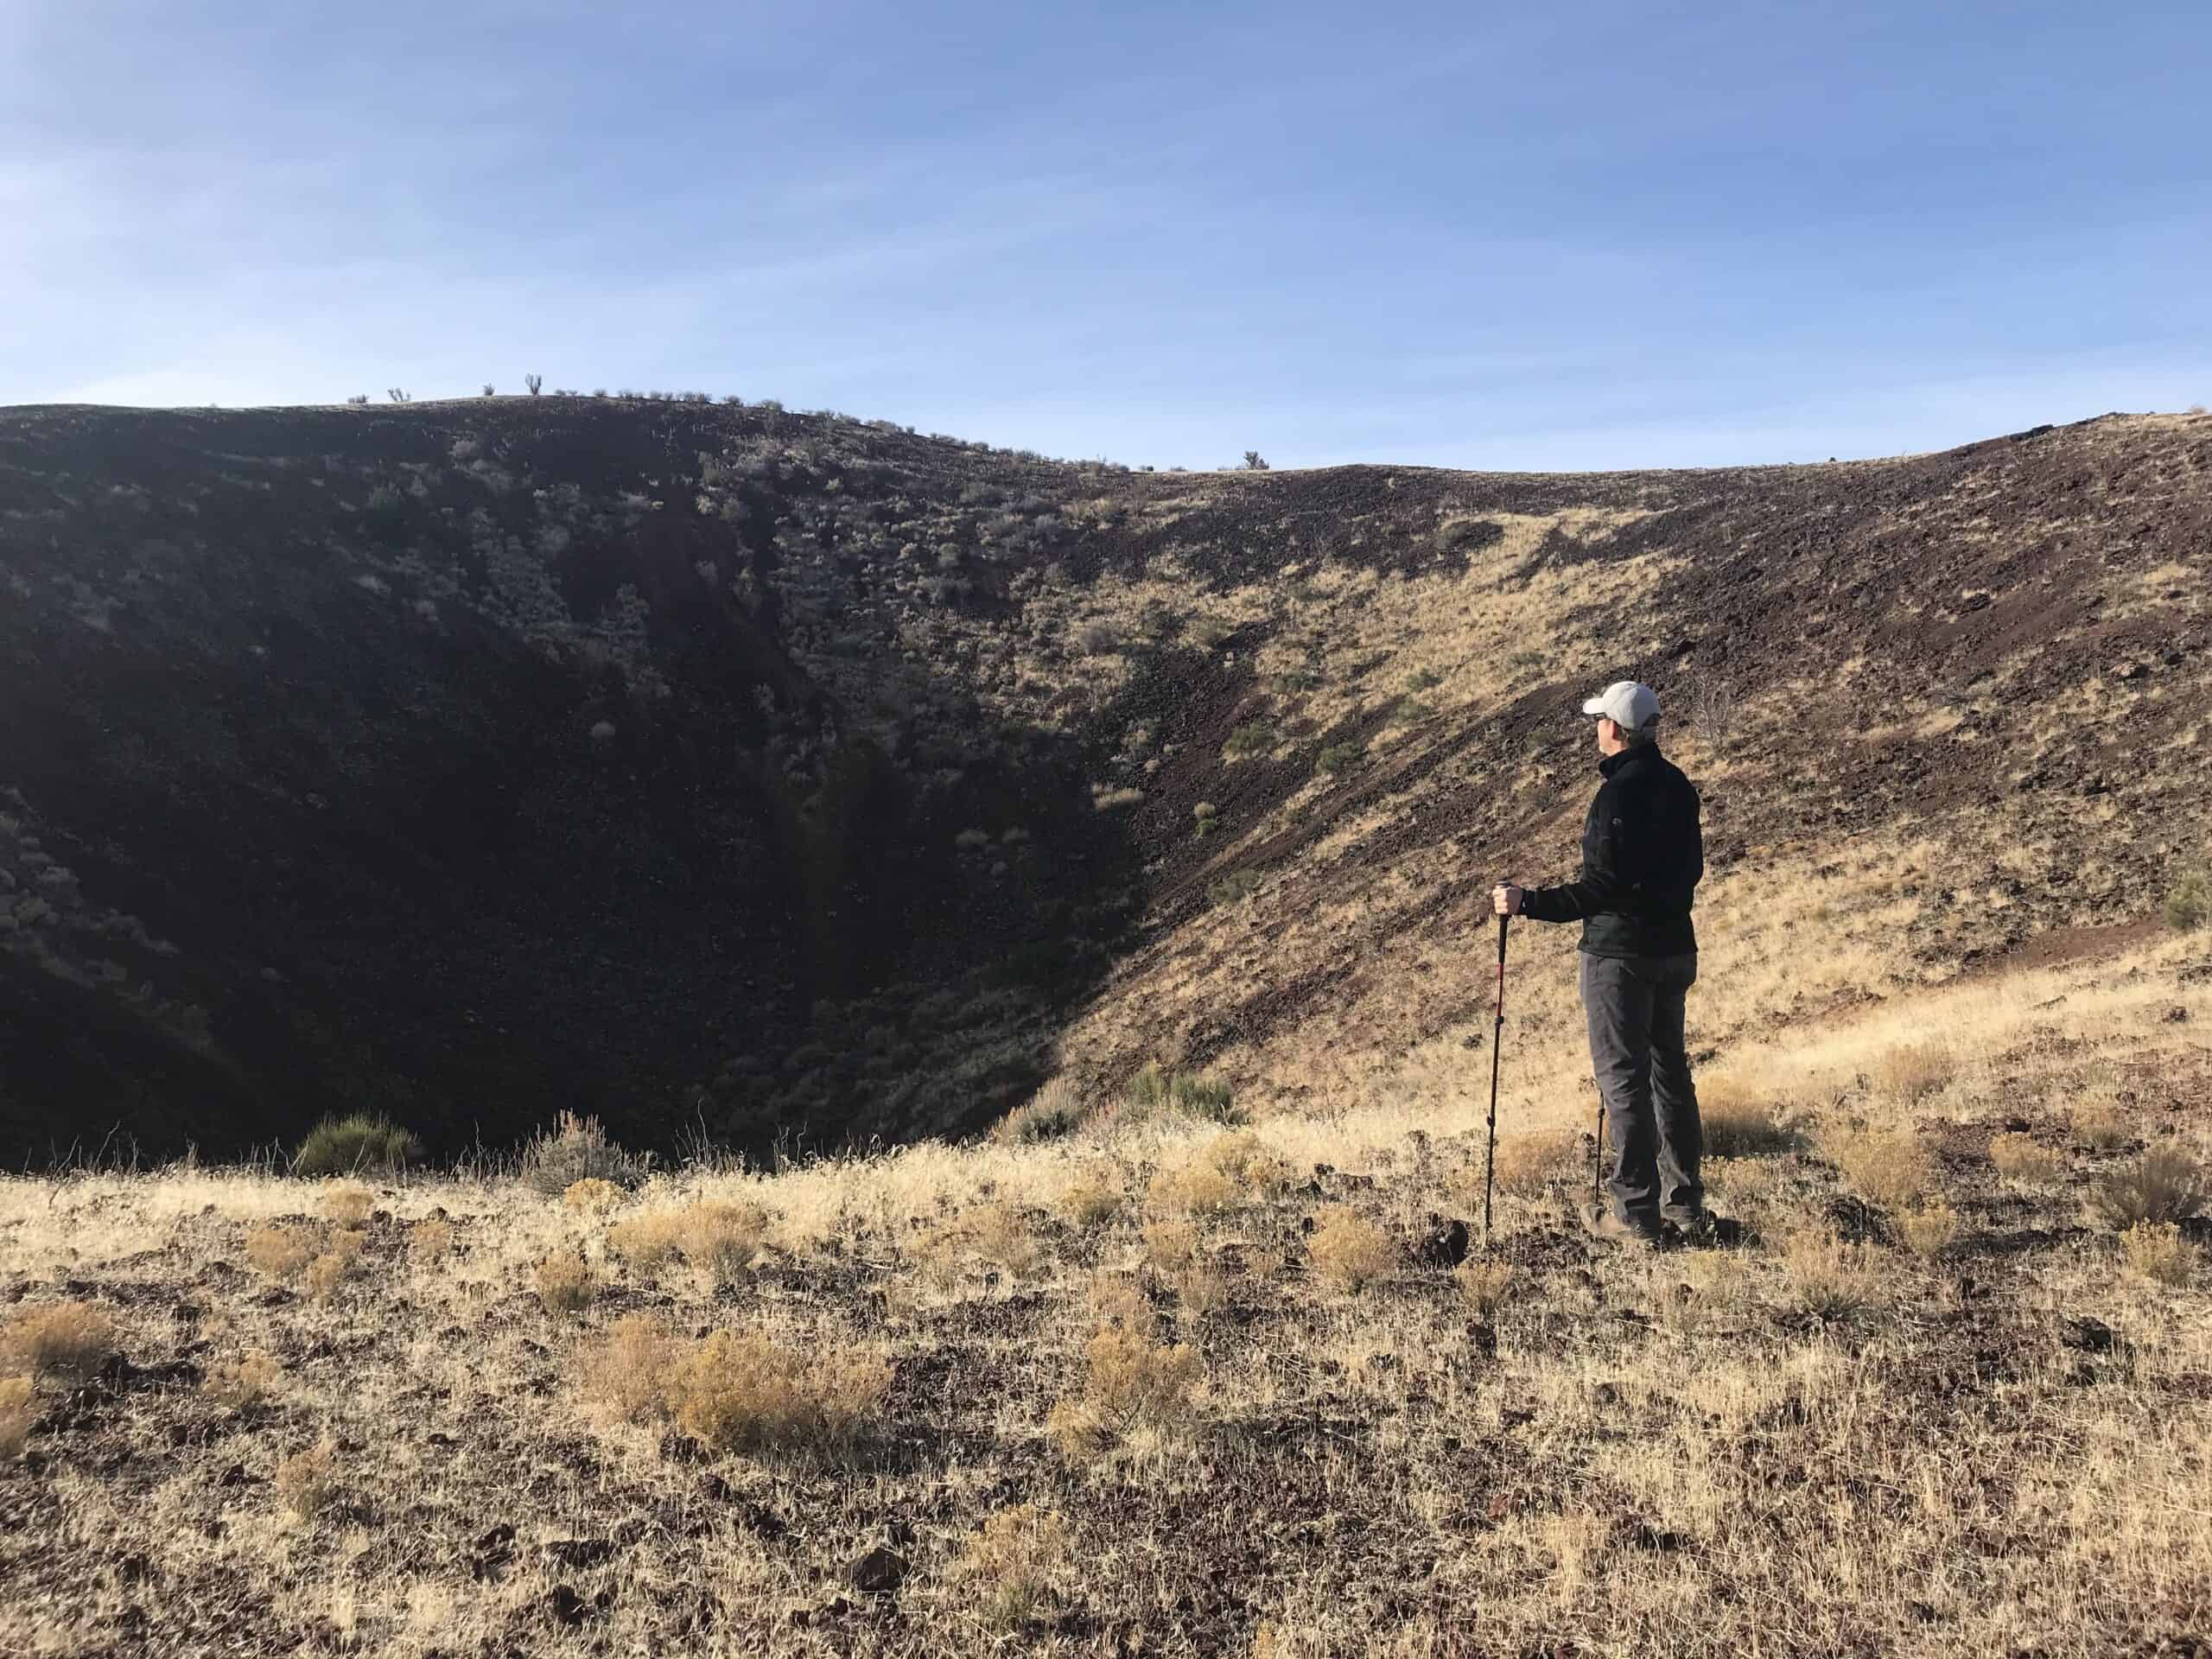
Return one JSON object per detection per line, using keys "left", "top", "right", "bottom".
{"left": 1580, "top": 952, "right": 1702, "bottom": 1230}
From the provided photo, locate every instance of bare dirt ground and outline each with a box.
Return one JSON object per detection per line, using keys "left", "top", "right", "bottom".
{"left": 4, "top": 929, "right": 2208, "bottom": 1657}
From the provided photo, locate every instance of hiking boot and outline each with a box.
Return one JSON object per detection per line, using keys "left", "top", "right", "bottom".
{"left": 1581, "top": 1203, "right": 1666, "bottom": 1249}
{"left": 1663, "top": 1207, "right": 1719, "bottom": 1245}
{"left": 1665, "top": 1209, "right": 1742, "bottom": 1248}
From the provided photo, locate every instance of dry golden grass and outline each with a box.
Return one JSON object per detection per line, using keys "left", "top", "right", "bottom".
{"left": 0, "top": 925, "right": 2204, "bottom": 1656}
{"left": 577, "top": 1313, "right": 682, "bottom": 1421}
{"left": 3, "top": 1302, "right": 118, "bottom": 1382}
{"left": 2090, "top": 1147, "right": 2207, "bottom": 1230}
{"left": 1897, "top": 1201, "right": 1960, "bottom": 1260}
{"left": 0, "top": 1376, "right": 34, "bottom": 1460}
{"left": 1453, "top": 1257, "right": 1515, "bottom": 1318}
{"left": 202, "top": 1351, "right": 283, "bottom": 1410}
{"left": 1991, "top": 1133, "right": 2064, "bottom": 1185}
{"left": 1697, "top": 1077, "right": 1796, "bottom": 1156}
{"left": 318, "top": 1181, "right": 373, "bottom": 1224}
{"left": 1048, "top": 1324, "right": 1202, "bottom": 1461}
{"left": 561, "top": 1176, "right": 625, "bottom": 1214}
{"left": 915, "top": 1200, "right": 1040, "bottom": 1289}
{"left": 2073, "top": 1102, "right": 2135, "bottom": 1152}
{"left": 681, "top": 1199, "right": 772, "bottom": 1287}
{"left": 1057, "top": 1161, "right": 1125, "bottom": 1225}
{"left": 1782, "top": 1230, "right": 1887, "bottom": 1320}
{"left": 244, "top": 1224, "right": 315, "bottom": 1281}
{"left": 1479, "top": 1129, "right": 1579, "bottom": 1198}
{"left": 2122, "top": 1223, "right": 2196, "bottom": 1287}
{"left": 407, "top": 1215, "right": 454, "bottom": 1261}
{"left": 956, "top": 1503, "right": 1073, "bottom": 1629}
{"left": 1868, "top": 1039, "right": 1955, "bottom": 1102}
{"left": 607, "top": 1207, "right": 687, "bottom": 1273}
{"left": 273, "top": 1441, "right": 338, "bottom": 1519}
{"left": 532, "top": 1250, "right": 596, "bottom": 1314}
{"left": 665, "top": 1330, "right": 890, "bottom": 1457}
{"left": 1307, "top": 1205, "right": 1396, "bottom": 1291}
{"left": 1825, "top": 1127, "right": 1935, "bottom": 1210}
{"left": 1147, "top": 1156, "right": 1240, "bottom": 1217}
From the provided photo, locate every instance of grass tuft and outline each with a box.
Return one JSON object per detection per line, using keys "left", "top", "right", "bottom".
{"left": 293, "top": 1114, "right": 421, "bottom": 1178}
{"left": 2120, "top": 1222, "right": 2195, "bottom": 1286}
{"left": 245, "top": 1224, "right": 317, "bottom": 1281}
{"left": 2088, "top": 1147, "right": 2207, "bottom": 1230}
{"left": 665, "top": 1330, "right": 890, "bottom": 1457}
{"left": 0, "top": 1376, "right": 33, "bottom": 1460}
{"left": 957, "top": 1503, "right": 1073, "bottom": 1629}
{"left": 1309, "top": 1206, "right": 1397, "bottom": 1291}
{"left": 1989, "top": 1133, "right": 2063, "bottom": 1185}
{"left": 533, "top": 1251, "right": 597, "bottom": 1314}
{"left": 3, "top": 1302, "right": 118, "bottom": 1382}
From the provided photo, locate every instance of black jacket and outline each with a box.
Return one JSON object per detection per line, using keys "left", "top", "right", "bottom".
{"left": 1520, "top": 743, "right": 1702, "bottom": 957}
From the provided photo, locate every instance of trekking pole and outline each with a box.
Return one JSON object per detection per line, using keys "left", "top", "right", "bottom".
{"left": 1592, "top": 1086, "right": 1605, "bottom": 1211}
{"left": 1482, "top": 908, "right": 1509, "bottom": 1250}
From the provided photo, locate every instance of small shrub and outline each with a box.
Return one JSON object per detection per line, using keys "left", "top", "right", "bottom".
{"left": 995, "top": 1077, "right": 1087, "bottom": 1144}
{"left": 534, "top": 1252, "right": 597, "bottom": 1315}
{"left": 1148, "top": 1160, "right": 1239, "bottom": 1218}
{"left": 2163, "top": 869, "right": 2210, "bottom": 931}
{"left": 2121, "top": 1222, "right": 2196, "bottom": 1286}
{"left": 408, "top": 1217, "right": 454, "bottom": 1262}
{"left": 1222, "top": 721, "right": 1276, "bottom": 760}
{"left": 246, "top": 1225, "right": 316, "bottom": 1281}
{"left": 1047, "top": 1325, "right": 1201, "bottom": 1459}
{"left": 1454, "top": 1258, "right": 1515, "bottom": 1319}
{"left": 665, "top": 1330, "right": 889, "bottom": 1456}
{"left": 1314, "top": 741, "right": 1363, "bottom": 776}
{"left": 683, "top": 1201, "right": 772, "bottom": 1288}
{"left": 917, "top": 1203, "right": 1040, "bottom": 1288}
{"left": 1094, "top": 787, "right": 1145, "bottom": 810}
{"left": 1826, "top": 1128, "right": 1935, "bottom": 1210}
{"left": 2072, "top": 1103, "right": 2133, "bottom": 1153}
{"left": 345, "top": 393, "right": 370, "bottom": 406}
{"left": 1200, "top": 1130, "right": 1294, "bottom": 1196}
{"left": 1990, "top": 1133, "right": 2063, "bottom": 1185}
{"left": 1698, "top": 1079, "right": 1796, "bottom": 1156}
{"left": 1141, "top": 1217, "right": 1201, "bottom": 1275}
{"left": 1309, "top": 1206, "right": 1396, "bottom": 1291}
{"left": 305, "top": 1247, "right": 357, "bottom": 1305}
{"left": 1205, "top": 869, "right": 1267, "bottom": 906}
{"left": 957, "top": 1503, "right": 1073, "bottom": 1629}
{"left": 204, "top": 1351, "right": 283, "bottom": 1410}
{"left": 1897, "top": 1202, "right": 1960, "bottom": 1260}
{"left": 563, "top": 1178, "right": 625, "bottom": 1215}
{"left": 3, "top": 1303, "right": 117, "bottom": 1382}
{"left": 520, "top": 1111, "right": 650, "bottom": 1196}
{"left": 1058, "top": 1165, "right": 1126, "bottom": 1226}
{"left": 275, "top": 1442, "right": 338, "bottom": 1519}
{"left": 607, "top": 1210, "right": 688, "bottom": 1274}
{"left": 1075, "top": 621, "right": 1119, "bottom": 656}
{"left": 294, "top": 1114, "right": 422, "bottom": 1177}
{"left": 1123, "top": 1063, "right": 1237, "bottom": 1123}
{"left": 578, "top": 1314, "right": 680, "bottom": 1421}
{"left": 2089, "top": 1147, "right": 2207, "bottom": 1230}
{"left": 1869, "top": 1042, "right": 1955, "bottom": 1103}
{"left": 319, "top": 1182, "right": 373, "bottom": 1225}
{"left": 1241, "top": 451, "right": 1269, "bottom": 471}
{"left": 1405, "top": 668, "right": 1444, "bottom": 693}
{"left": 1783, "top": 1231, "right": 1885, "bottom": 1321}
{"left": 1483, "top": 1131, "right": 1577, "bottom": 1198}
{"left": 0, "top": 1376, "right": 32, "bottom": 1459}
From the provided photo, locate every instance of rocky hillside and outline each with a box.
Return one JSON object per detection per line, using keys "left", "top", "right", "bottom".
{"left": 2, "top": 399, "right": 2206, "bottom": 1163}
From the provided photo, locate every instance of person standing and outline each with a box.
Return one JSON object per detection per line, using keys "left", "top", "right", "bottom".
{"left": 1492, "top": 682, "right": 1709, "bottom": 1247}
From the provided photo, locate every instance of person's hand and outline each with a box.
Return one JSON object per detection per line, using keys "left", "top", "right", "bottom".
{"left": 1491, "top": 883, "right": 1523, "bottom": 917}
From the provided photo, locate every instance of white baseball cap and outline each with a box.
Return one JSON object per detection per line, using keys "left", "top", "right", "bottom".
{"left": 1581, "top": 681, "right": 1660, "bottom": 730}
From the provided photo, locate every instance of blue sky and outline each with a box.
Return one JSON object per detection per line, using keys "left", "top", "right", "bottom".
{"left": 4, "top": 1, "right": 2207, "bottom": 469}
